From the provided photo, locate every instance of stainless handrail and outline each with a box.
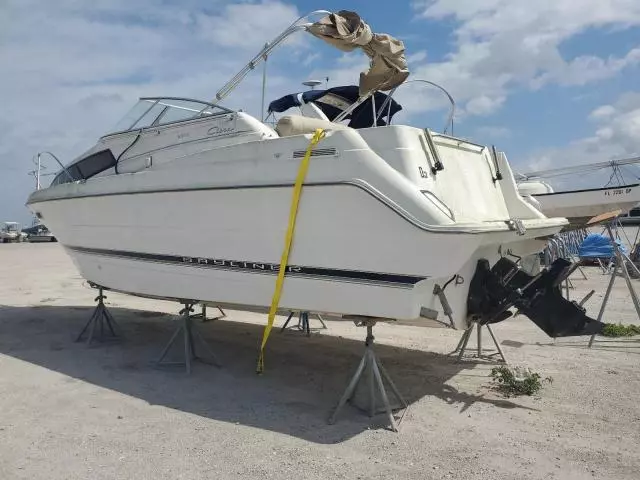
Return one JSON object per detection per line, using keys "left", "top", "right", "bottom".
{"left": 139, "top": 96, "right": 234, "bottom": 113}
{"left": 383, "top": 79, "right": 456, "bottom": 134}
{"left": 212, "top": 10, "right": 331, "bottom": 103}
{"left": 37, "top": 151, "right": 74, "bottom": 182}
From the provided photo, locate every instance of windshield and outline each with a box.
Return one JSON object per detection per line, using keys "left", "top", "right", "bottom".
{"left": 109, "top": 97, "right": 233, "bottom": 134}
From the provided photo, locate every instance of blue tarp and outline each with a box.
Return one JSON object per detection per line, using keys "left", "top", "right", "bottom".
{"left": 578, "top": 233, "right": 627, "bottom": 259}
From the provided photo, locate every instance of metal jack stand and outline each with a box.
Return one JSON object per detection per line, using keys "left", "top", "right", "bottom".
{"left": 75, "top": 287, "right": 119, "bottom": 345}
{"left": 329, "top": 320, "right": 408, "bottom": 432}
{"left": 589, "top": 223, "right": 640, "bottom": 348}
{"left": 193, "top": 304, "right": 226, "bottom": 323}
{"left": 155, "top": 302, "right": 221, "bottom": 374}
{"left": 561, "top": 262, "right": 588, "bottom": 301}
{"left": 453, "top": 321, "right": 507, "bottom": 363}
{"left": 280, "top": 311, "right": 327, "bottom": 337}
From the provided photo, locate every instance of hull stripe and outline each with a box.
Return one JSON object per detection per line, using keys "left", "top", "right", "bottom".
{"left": 67, "top": 246, "right": 428, "bottom": 287}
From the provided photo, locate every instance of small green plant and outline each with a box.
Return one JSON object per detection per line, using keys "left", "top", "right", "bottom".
{"left": 602, "top": 323, "right": 640, "bottom": 337}
{"left": 489, "top": 365, "right": 553, "bottom": 397}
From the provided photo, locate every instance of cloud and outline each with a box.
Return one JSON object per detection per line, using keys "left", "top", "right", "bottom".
{"left": 532, "top": 48, "right": 640, "bottom": 88}
{"left": 409, "top": 0, "right": 640, "bottom": 117}
{"left": 589, "top": 105, "right": 617, "bottom": 120}
{"left": 196, "top": 1, "right": 301, "bottom": 49}
{"left": 474, "top": 126, "right": 511, "bottom": 140}
{"left": 465, "top": 95, "right": 506, "bottom": 116}
{"left": 521, "top": 91, "right": 640, "bottom": 178}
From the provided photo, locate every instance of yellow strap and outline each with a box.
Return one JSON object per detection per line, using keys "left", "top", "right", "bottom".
{"left": 256, "top": 128, "right": 326, "bottom": 373}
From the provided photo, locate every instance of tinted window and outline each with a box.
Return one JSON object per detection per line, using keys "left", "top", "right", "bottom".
{"left": 51, "top": 149, "right": 117, "bottom": 186}
{"left": 75, "top": 150, "right": 117, "bottom": 178}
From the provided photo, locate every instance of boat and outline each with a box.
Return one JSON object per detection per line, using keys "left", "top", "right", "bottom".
{"left": 1, "top": 222, "right": 27, "bottom": 243}
{"left": 517, "top": 157, "right": 640, "bottom": 229}
{"left": 617, "top": 206, "right": 640, "bottom": 225}
{"left": 23, "top": 223, "right": 57, "bottom": 243}
{"left": 25, "top": 9, "right": 602, "bottom": 338}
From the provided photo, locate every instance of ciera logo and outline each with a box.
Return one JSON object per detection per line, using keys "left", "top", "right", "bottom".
{"left": 207, "top": 124, "right": 235, "bottom": 136}
{"left": 180, "top": 257, "right": 302, "bottom": 273}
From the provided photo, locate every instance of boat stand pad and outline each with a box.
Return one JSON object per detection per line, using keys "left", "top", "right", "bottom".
{"left": 280, "top": 311, "right": 327, "bottom": 336}
{"left": 329, "top": 320, "right": 408, "bottom": 432}
{"left": 75, "top": 287, "right": 120, "bottom": 346}
{"left": 155, "top": 303, "right": 221, "bottom": 374}
{"left": 453, "top": 321, "right": 507, "bottom": 363}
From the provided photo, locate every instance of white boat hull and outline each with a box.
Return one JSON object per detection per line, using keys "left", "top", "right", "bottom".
{"left": 33, "top": 184, "right": 559, "bottom": 330}
{"left": 523, "top": 183, "right": 640, "bottom": 227}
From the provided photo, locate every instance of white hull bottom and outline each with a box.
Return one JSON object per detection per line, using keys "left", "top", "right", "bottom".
{"left": 66, "top": 237, "right": 548, "bottom": 330}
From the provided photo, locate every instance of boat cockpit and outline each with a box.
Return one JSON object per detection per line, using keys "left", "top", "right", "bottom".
{"left": 267, "top": 85, "right": 402, "bottom": 128}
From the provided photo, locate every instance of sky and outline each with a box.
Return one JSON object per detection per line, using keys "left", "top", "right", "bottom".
{"left": 1, "top": 0, "right": 639, "bottom": 225}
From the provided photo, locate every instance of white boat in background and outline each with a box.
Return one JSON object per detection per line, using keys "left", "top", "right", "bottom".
{"left": 24, "top": 223, "right": 57, "bottom": 243}
{"left": 518, "top": 180, "right": 640, "bottom": 228}
{"left": 517, "top": 157, "right": 640, "bottom": 229}
{"left": 25, "top": 9, "right": 601, "bottom": 338}
{"left": 1, "top": 222, "right": 27, "bottom": 243}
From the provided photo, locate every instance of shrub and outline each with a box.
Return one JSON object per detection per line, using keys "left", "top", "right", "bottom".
{"left": 490, "top": 365, "right": 553, "bottom": 397}
{"left": 602, "top": 323, "right": 640, "bottom": 337}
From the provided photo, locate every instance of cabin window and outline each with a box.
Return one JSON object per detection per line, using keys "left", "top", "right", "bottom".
{"left": 50, "top": 149, "right": 117, "bottom": 186}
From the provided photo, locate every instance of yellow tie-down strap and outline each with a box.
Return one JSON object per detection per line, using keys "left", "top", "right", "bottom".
{"left": 256, "top": 128, "right": 326, "bottom": 373}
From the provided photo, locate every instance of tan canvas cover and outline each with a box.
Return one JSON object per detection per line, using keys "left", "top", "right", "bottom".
{"left": 307, "top": 10, "right": 409, "bottom": 95}
{"left": 275, "top": 115, "right": 351, "bottom": 137}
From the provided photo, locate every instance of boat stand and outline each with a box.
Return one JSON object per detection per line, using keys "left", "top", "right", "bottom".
{"left": 453, "top": 321, "right": 507, "bottom": 363}
{"left": 329, "top": 320, "right": 408, "bottom": 432}
{"left": 155, "top": 302, "right": 221, "bottom": 374}
{"left": 75, "top": 287, "right": 120, "bottom": 345}
{"left": 589, "top": 223, "right": 640, "bottom": 348}
{"left": 280, "top": 311, "right": 327, "bottom": 336}
{"left": 192, "top": 304, "right": 226, "bottom": 323}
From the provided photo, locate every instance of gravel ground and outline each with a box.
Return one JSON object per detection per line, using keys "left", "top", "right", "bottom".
{"left": 1, "top": 243, "right": 639, "bottom": 480}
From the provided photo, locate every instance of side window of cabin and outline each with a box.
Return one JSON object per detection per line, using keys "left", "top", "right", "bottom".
{"left": 50, "top": 150, "right": 117, "bottom": 186}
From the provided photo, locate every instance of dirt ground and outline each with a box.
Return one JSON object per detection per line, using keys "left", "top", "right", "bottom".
{"left": 1, "top": 243, "right": 639, "bottom": 480}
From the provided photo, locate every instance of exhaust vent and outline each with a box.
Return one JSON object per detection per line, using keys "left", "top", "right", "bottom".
{"left": 292, "top": 147, "right": 338, "bottom": 158}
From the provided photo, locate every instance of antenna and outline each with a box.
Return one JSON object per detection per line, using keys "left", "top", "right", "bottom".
{"left": 302, "top": 79, "right": 323, "bottom": 90}
{"left": 260, "top": 42, "right": 269, "bottom": 122}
